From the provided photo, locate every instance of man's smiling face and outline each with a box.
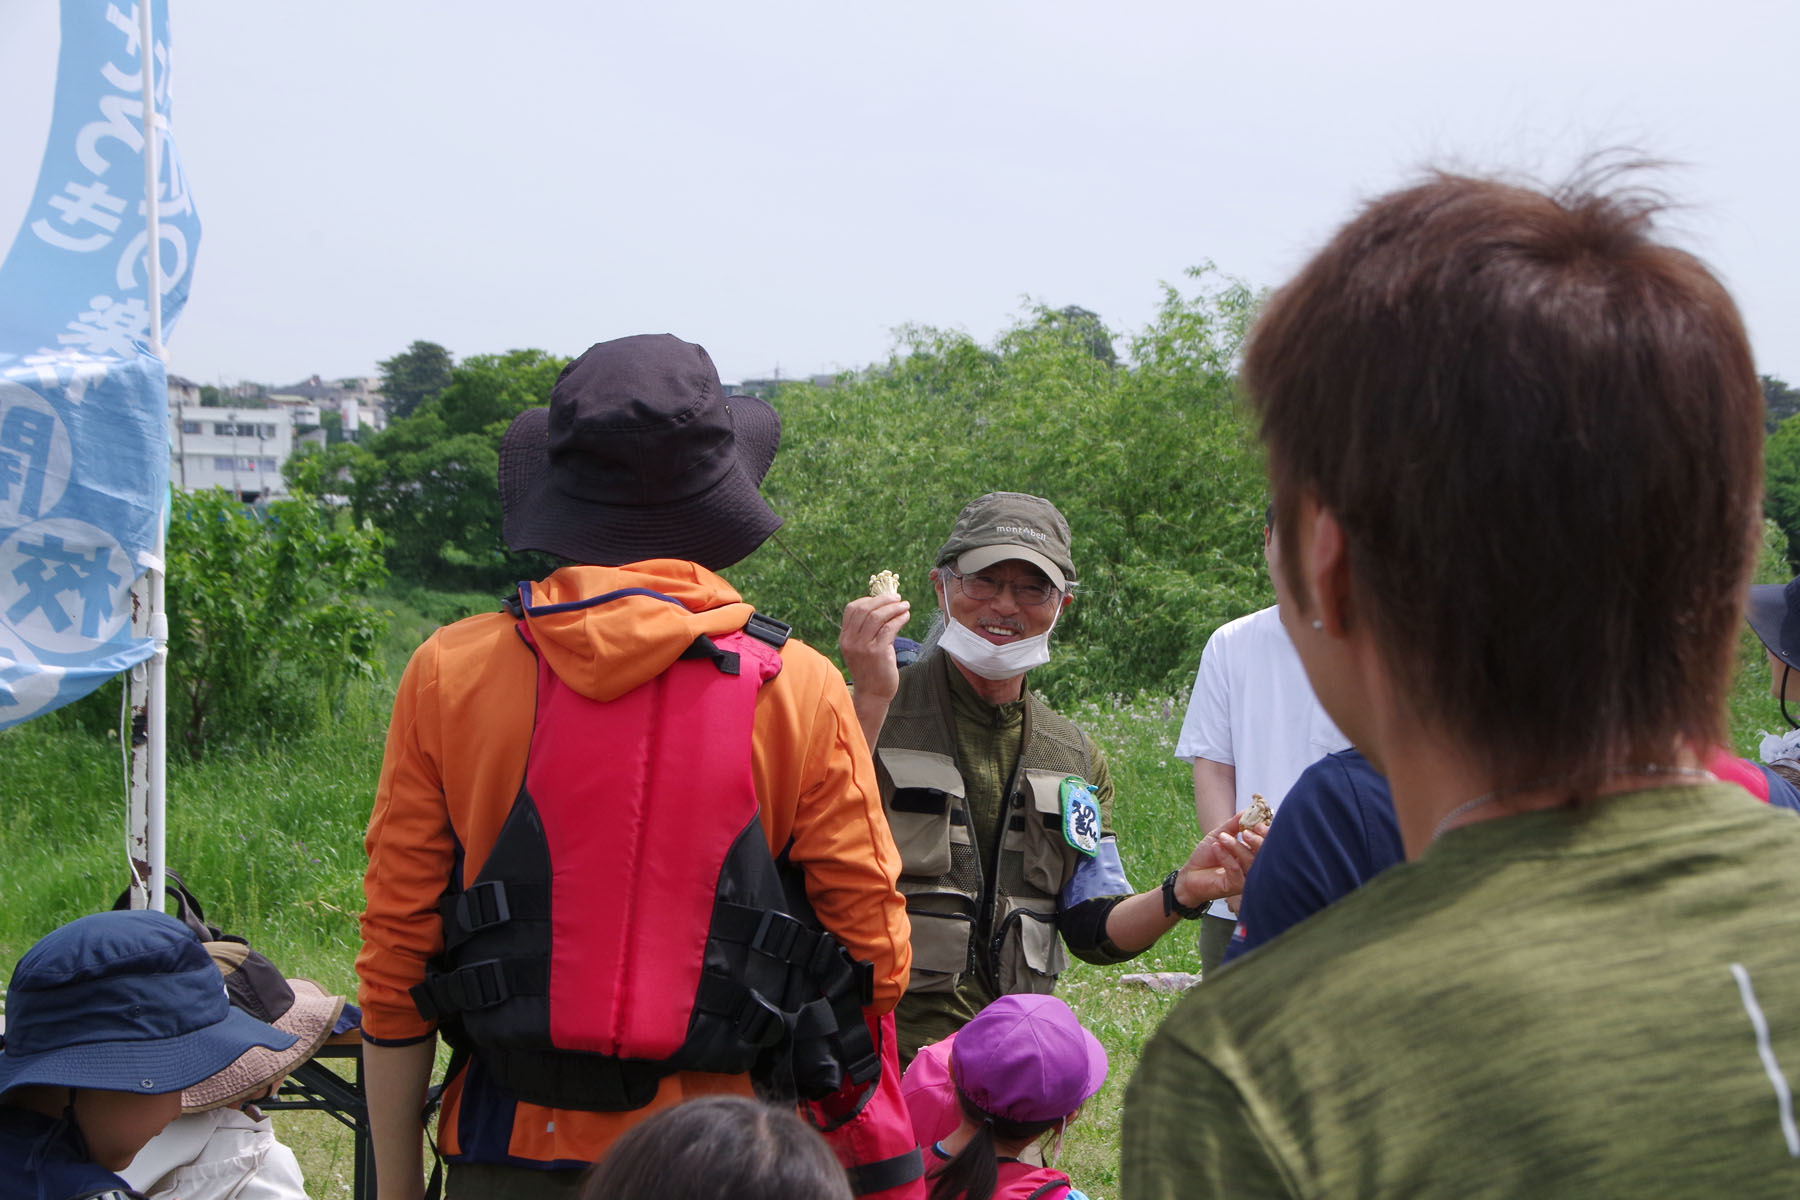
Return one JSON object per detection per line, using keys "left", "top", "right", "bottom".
{"left": 934, "top": 558, "right": 1066, "bottom": 644}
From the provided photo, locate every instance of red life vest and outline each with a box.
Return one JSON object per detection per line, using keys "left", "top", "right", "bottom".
{"left": 411, "top": 590, "right": 877, "bottom": 1112}
{"left": 995, "top": 1163, "right": 1082, "bottom": 1200}
{"left": 924, "top": 1149, "right": 1084, "bottom": 1200}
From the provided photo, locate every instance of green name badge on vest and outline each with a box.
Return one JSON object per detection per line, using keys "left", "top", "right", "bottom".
{"left": 1060, "top": 776, "right": 1100, "bottom": 856}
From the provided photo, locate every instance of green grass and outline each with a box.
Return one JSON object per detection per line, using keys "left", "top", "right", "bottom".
{"left": 1, "top": 570, "right": 1793, "bottom": 1199}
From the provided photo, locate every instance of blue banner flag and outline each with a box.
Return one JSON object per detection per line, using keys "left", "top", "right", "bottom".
{"left": 0, "top": 1, "right": 200, "bottom": 730}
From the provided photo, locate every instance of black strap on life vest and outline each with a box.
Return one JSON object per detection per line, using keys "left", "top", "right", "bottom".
{"left": 846, "top": 1148, "right": 927, "bottom": 1196}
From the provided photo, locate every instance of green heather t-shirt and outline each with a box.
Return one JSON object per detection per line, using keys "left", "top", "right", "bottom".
{"left": 895, "top": 664, "right": 1114, "bottom": 1059}
{"left": 1122, "top": 783, "right": 1800, "bottom": 1200}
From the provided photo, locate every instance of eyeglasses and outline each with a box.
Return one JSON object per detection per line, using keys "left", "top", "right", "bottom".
{"left": 943, "top": 567, "right": 1059, "bottom": 607}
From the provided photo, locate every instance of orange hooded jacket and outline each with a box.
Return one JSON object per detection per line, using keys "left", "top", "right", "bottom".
{"left": 357, "top": 560, "right": 911, "bottom": 1166}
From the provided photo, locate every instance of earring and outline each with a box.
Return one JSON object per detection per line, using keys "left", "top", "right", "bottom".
{"left": 1311, "top": 618, "right": 1324, "bottom": 631}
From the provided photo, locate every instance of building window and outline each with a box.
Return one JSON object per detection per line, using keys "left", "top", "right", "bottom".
{"left": 213, "top": 456, "right": 237, "bottom": 470}
{"left": 259, "top": 458, "right": 278, "bottom": 471}
{"left": 179, "top": 421, "right": 200, "bottom": 434}
{"left": 213, "top": 423, "right": 233, "bottom": 436}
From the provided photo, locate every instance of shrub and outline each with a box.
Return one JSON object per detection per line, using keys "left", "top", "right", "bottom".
{"left": 166, "top": 488, "right": 387, "bottom": 757}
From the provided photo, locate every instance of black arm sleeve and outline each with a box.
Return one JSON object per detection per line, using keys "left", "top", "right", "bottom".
{"left": 1059, "top": 894, "right": 1139, "bottom": 965}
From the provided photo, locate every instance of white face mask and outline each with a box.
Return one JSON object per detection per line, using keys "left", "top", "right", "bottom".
{"left": 937, "top": 594, "right": 1060, "bottom": 680}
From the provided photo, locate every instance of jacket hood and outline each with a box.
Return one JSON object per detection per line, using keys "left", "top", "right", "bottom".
{"left": 516, "top": 560, "right": 758, "bottom": 702}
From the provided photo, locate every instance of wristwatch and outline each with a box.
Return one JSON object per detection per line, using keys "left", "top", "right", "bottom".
{"left": 1161, "top": 869, "right": 1207, "bottom": 920}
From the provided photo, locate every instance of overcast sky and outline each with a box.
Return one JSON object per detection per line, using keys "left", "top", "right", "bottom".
{"left": 3, "top": 1, "right": 1797, "bottom": 388}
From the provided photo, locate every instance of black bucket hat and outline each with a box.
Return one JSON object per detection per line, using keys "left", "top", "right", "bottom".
{"left": 1746, "top": 577, "right": 1800, "bottom": 671}
{"left": 499, "top": 334, "right": 782, "bottom": 569}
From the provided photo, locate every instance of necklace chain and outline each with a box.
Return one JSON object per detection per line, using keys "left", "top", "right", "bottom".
{"left": 1430, "top": 763, "right": 1715, "bottom": 842}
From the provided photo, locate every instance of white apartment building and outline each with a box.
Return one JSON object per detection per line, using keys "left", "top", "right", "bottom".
{"left": 169, "top": 405, "right": 293, "bottom": 502}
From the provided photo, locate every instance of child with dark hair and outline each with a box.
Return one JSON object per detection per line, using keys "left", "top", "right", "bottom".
{"left": 0, "top": 911, "right": 294, "bottom": 1200}
{"left": 910, "top": 995, "right": 1104, "bottom": 1200}
{"left": 578, "top": 1094, "right": 852, "bottom": 1200}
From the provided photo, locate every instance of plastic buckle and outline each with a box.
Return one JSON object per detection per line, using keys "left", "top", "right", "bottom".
{"left": 455, "top": 882, "right": 511, "bottom": 934}
{"left": 454, "top": 959, "right": 510, "bottom": 1011}
{"left": 735, "top": 991, "right": 787, "bottom": 1048}
{"left": 744, "top": 612, "right": 792, "bottom": 648}
{"left": 855, "top": 959, "right": 875, "bottom": 1006}
{"left": 752, "top": 911, "right": 803, "bottom": 961}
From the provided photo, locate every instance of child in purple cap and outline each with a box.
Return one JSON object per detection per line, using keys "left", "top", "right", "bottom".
{"left": 0, "top": 910, "right": 293, "bottom": 1200}
{"left": 913, "top": 994, "right": 1106, "bottom": 1200}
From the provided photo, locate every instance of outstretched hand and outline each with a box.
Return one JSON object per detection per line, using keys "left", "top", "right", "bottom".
{"left": 1100, "top": 810, "right": 1271, "bottom": 955}
{"left": 1171, "top": 811, "right": 1267, "bottom": 911}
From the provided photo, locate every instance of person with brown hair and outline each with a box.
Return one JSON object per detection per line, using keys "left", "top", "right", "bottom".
{"left": 1122, "top": 166, "right": 1800, "bottom": 1197}
{"left": 578, "top": 1095, "right": 853, "bottom": 1200}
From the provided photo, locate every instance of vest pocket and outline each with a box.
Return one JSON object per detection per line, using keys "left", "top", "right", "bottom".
{"left": 994, "top": 899, "right": 1066, "bottom": 995}
{"left": 901, "top": 901, "right": 974, "bottom": 994}
{"left": 1019, "top": 769, "right": 1081, "bottom": 896}
{"left": 881, "top": 748, "right": 965, "bottom": 878}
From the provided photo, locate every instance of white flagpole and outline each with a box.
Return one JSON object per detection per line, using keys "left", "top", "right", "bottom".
{"left": 126, "top": 0, "right": 168, "bottom": 913}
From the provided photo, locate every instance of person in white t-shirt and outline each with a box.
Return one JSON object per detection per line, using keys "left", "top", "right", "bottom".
{"left": 1175, "top": 508, "right": 1349, "bottom": 973}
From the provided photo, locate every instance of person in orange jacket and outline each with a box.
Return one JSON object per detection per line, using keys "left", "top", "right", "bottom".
{"left": 357, "top": 334, "right": 920, "bottom": 1199}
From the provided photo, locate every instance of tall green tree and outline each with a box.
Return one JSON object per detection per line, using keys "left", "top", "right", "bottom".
{"left": 352, "top": 348, "right": 567, "bottom": 589}
{"left": 1764, "top": 374, "right": 1800, "bottom": 433}
{"left": 1766, "top": 415, "right": 1800, "bottom": 569}
{"left": 282, "top": 439, "right": 361, "bottom": 499}
{"left": 378, "top": 340, "right": 455, "bottom": 421}
{"left": 1038, "top": 304, "right": 1118, "bottom": 367}
{"left": 731, "top": 265, "right": 1269, "bottom": 701}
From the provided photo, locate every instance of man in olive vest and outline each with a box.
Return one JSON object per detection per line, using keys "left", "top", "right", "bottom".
{"left": 840, "top": 492, "right": 1261, "bottom": 1060}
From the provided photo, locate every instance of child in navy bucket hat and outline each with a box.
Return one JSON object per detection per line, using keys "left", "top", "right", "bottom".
{"left": 0, "top": 910, "right": 293, "bottom": 1200}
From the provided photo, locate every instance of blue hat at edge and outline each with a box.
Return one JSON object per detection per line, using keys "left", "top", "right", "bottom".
{"left": 0, "top": 910, "right": 296, "bottom": 1096}
{"left": 1746, "top": 577, "right": 1800, "bottom": 672}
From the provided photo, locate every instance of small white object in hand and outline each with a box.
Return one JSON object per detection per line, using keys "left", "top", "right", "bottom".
{"left": 867, "top": 570, "right": 902, "bottom": 599}
{"left": 1241, "top": 794, "right": 1273, "bottom": 828}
